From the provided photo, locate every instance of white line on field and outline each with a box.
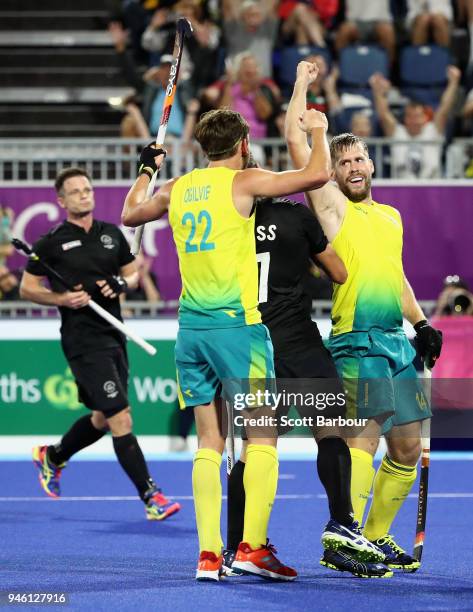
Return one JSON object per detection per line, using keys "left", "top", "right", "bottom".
{"left": 0, "top": 493, "right": 472, "bottom": 502}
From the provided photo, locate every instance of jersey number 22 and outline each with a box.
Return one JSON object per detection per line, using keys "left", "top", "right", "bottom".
{"left": 182, "top": 210, "right": 215, "bottom": 253}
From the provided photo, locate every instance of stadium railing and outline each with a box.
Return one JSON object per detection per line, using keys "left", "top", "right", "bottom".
{"left": 0, "top": 138, "right": 471, "bottom": 181}
{"left": 0, "top": 300, "right": 437, "bottom": 319}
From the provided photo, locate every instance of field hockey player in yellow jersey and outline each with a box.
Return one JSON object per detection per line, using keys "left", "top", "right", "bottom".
{"left": 285, "top": 61, "right": 443, "bottom": 572}
{"left": 122, "top": 105, "right": 331, "bottom": 581}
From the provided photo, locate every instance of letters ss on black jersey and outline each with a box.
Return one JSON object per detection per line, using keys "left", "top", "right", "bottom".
{"left": 256, "top": 225, "right": 277, "bottom": 242}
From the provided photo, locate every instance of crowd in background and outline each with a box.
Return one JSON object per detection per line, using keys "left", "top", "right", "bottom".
{"left": 105, "top": 0, "right": 473, "bottom": 178}
{"left": 2, "top": 0, "right": 473, "bottom": 303}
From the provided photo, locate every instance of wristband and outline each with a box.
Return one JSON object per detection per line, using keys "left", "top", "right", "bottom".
{"left": 413, "top": 319, "right": 429, "bottom": 332}
{"left": 108, "top": 275, "right": 128, "bottom": 295}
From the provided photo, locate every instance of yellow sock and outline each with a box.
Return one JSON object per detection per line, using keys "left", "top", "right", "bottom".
{"left": 350, "top": 447, "right": 375, "bottom": 524}
{"left": 243, "top": 444, "right": 278, "bottom": 549}
{"left": 363, "top": 455, "right": 417, "bottom": 541}
{"left": 192, "top": 448, "right": 223, "bottom": 555}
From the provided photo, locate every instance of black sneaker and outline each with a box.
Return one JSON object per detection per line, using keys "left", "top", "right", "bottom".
{"left": 320, "top": 548, "right": 393, "bottom": 579}
{"left": 321, "top": 519, "right": 386, "bottom": 563}
{"left": 370, "top": 534, "right": 420, "bottom": 572}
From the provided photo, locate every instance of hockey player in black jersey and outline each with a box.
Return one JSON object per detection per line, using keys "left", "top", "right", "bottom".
{"left": 223, "top": 193, "right": 391, "bottom": 579}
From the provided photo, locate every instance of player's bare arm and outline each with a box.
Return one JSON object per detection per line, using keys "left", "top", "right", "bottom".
{"left": 123, "top": 175, "right": 176, "bottom": 227}
{"left": 403, "top": 274, "right": 443, "bottom": 367}
{"left": 285, "top": 61, "right": 345, "bottom": 241}
{"left": 20, "top": 271, "right": 90, "bottom": 309}
{"left": 402, "top": 275, "right": 426, "bottom": 326}
{"left": 314, "top": 244, "right": 348, "bottom": 285}
{"left": 233, "top": 109, "right": 330, "bottom": 217}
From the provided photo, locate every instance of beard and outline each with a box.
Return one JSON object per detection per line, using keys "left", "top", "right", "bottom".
{"left": 339, "top": 174, "right": 372, "bottom": 203}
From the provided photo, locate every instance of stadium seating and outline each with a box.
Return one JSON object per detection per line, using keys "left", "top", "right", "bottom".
{"left": 338, "top": 45, "right": 389, "bottom": 99}
{"left": 278, "top": 45, "right": 332, "bottom": 96}
{"left": 400, "top": 45, "right": 450, "bottom": 109}
{"left": 0, "top": 0, "right": 130, "bottom": 137}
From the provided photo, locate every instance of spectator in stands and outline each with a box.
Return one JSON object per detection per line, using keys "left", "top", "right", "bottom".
{"left": 407, "top": 0, "right": 453, "bottom": 47}
{"left": 370, "top": 66, "right": 461, "bottom": 178}
{"left": 462, "top": 85, "right": 473, "bottom": 130}
{"left": 119, "top": 95, "right": 152, "bottom": 138}
{"left": 122, "top": 55, "right": 200, "bottom": 145}
{"left": 141, "top": 0, "right": 221, "bottom": 96}
{"left": 349, "top": 111, "right": 373, "bottom": 138}
{"left": 279, "top": 1, "right": 330, "bottom": 47}
{"left": 316, "top": 64, "right": 375, "bottom": 141}
{"left": 335, "top": 0, "right": 396, "bottom": 65}
{"left": 0, "top": 266, "right": 20, "bottom": 301}
{"left": 107, "top": 1, "right": 150, "bottom": 64}
{"left": 142, "top": 55, "right": 199, "bottom": 140}
{"left": 435, "top": 275, "right": 473, "bottom": 316}
{"left": 202, "top": 52, "right": 281, "bottom": 162}
{"left": 222, "top": 0, "right": 279, "bottom": 78}
{"left": 110, "top": 20, "right": 199, "bottom": 143}
{"left": 0, "top": 206, "right": 14, "bottom": 267}
{"left": 461, "top": 87, "right": 473, "bottom": 176}
{"left": 458, "top": 0, "right": 473, "bottom": 82}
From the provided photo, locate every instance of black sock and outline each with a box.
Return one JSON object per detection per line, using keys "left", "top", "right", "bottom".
{"left": 178, "top": 407, "right": 194, "bottom": 439}
{"left": 317, "top": 437, "right": 353, "bottom": 526}
{"left": 227, "top": 460, "right": 246, "bottom": 551}
{"left": 48, "top": 415, "right": 105, "bottom": 465}
{"left": 112, "top": 433, "right": 155, "bottom": 501}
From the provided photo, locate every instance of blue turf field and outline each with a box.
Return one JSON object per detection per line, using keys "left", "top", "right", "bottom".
{"left": 1, "top": 458, "right": 472, "bottom": 611}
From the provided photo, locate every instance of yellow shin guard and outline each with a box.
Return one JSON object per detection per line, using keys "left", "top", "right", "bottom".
{"left": 350, "top": 447, "right": 376, "bottom": 525}
{"left": 243, "top": 444, "right": 278, "bottom": 550}
{"left": 363, "top": 455, "right": 417, "bottom": 541}
{"left": 192, "top": 448, "right": 223, "bottom": 554}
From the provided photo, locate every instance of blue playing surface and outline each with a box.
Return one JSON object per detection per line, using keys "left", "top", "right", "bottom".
{"left": 1, "top": 458, "right": 472, "bottom": 611}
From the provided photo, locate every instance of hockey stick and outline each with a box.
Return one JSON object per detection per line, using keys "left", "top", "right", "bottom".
{"left": 412, "top": 364, "right": 432, "bottom": 566}
{"left": 131, "top": 17, "right": 193, "bottom": 256}
{"left": 226, "top": 400, "right": 236, "bottom": 476}
{"left": 12, "top": 238, "right": 157, "bottom": 357}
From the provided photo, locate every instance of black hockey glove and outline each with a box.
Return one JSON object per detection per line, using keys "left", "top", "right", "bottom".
{"left": 414, "top": 320, "right": 443, "bottom": 368}
{"left": 138, "top": 143, "right": 167, "bottom": 179}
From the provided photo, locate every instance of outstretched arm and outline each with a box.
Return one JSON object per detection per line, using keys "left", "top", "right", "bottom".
{"left": 369, "top": 73, "right": 397, "bottom": 137}
{"left": 122, "top": 174, "right": 175, "bottom": 227}
{"left": 234, "top": 108, "right": 331, "bottom": 212}
{"left": 435, "top": 65, "right": 461, "bottom": 134}
{"left": 285, "top": 61, "right": 345, "bottom": 239}
{"left": 284, "top": 63, "right": 313, "bottom": 169}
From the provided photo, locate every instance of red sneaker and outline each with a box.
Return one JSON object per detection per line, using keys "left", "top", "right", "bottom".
{"left": 232, "top": 541, "right": 297, "bottom": 581}
{"left": 145, "top": 490, "right": 181, "bottom": 521}
{"left": 196, "top": 551, "right": 223, "bottom": 581}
